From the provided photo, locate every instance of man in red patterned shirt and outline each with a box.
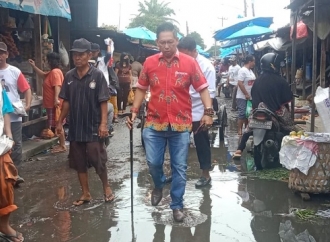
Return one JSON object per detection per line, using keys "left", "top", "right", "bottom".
{"left": 126, "top": 22, "right": 214, "bottom": 222}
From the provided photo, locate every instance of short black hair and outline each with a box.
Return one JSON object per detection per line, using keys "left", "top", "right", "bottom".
{"left": 177, "top": 37, "right": 196, "bottom": 51}
{"left": 46, "top": 52, "right": 61, "bottom": 69}
{"left": 156, "top": 22, "right": 177, "bottom": 39}
{"left": 244, "top": 55, "right": 255, "bottom": 64}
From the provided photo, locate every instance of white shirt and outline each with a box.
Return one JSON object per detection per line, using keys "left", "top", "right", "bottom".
{"left": 97, "top": 56, "right": 109, "bottom": 86}
{"left": 236, "top": 67, "right": 256, "bottom": 100}
{"left": 228, "top": 64, "right": 241, "bottom": 86}
{"left": 0, "top": 65, "right": 29, "bottom": 122}
{"left": 190, "top": 54, "right": 216, "bottom": 121}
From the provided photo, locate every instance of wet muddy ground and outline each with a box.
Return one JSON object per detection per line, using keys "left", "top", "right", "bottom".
{"left": 8, "top": 97, "right": 330, "bottom": 242}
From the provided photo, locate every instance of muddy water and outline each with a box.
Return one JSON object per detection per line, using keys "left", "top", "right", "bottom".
{"left": 8, "top": 104, "right": 330, "bottom": 242}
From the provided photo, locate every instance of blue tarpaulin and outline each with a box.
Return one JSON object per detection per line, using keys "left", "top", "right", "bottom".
{"left": 213, "top": 17, "right": 273, "bottom": 41}
{"left": 0, "top": 0, "right": 71, "bottom": 20}
{"left": 123, "top": 26, "right": 157, "bottom": 41}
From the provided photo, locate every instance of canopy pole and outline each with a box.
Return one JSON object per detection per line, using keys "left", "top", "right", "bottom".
{"left": 320, "top": 39, "right": 326, "bottom": 88}
{"left": 290, "top": 13, "right": 298, "bottom": 120}
{"left": 310, "top": 0, "right": 318, "bottom": 132}
{"left": 302, "top": 43, "right": 307, "bottom": 99}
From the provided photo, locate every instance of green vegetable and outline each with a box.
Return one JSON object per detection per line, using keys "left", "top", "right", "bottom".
{"left": 243, "top": 168, "right": 289, "bottom": 181}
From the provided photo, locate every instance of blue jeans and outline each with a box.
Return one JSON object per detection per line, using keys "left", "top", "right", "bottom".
{"left": 143, "top": 127, "right": 190, "bottom": 209}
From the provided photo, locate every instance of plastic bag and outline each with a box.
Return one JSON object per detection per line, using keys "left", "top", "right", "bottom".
{"left": 246, "top": 100, "right": 252, "bottom": 118}
{"left": 128, "top": 89, "right": 134, "bottom": 105}
{"left": 11, "top": 101, "right": 28, "bottom": 117}
{"left": 314, "top": 86, "right": 330, "bottom": 133}
{"left": 59, "top": 41, "right": 69, "bottom": 67}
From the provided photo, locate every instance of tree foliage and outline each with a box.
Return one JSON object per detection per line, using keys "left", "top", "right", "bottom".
{"left": 128, "top": 0, "right": 177, "bottom": 33}
{"left": 100, "top": 23, "right": 118, "bottom": 31}
{"left": 186, "top": 31, "right": 206, "bottom": 49}
{"left": 206, "top": 45, "right": 221, "bottom": 58}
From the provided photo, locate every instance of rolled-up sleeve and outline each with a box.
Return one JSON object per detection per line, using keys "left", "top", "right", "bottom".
{"left": 204, "top": 66, "right": 216, "bottom": 98}
{"left": 190, "top": 59, "right": 208, "bottom": 92}
{"left": 135, "top": 61, "right": 150, "bottom": 90}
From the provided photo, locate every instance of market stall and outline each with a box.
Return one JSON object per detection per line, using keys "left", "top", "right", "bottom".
{"left": 0, "top": 1, "right": 71, "bottom": 136}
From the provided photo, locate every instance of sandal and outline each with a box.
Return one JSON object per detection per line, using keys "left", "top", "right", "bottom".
{"left": 73, "top": 199, "right": 91, "bottom": 206}
{"left": 232, "top": 151, "right": 242, "bottom": 160}
{"left": 1, "top": 231, "right": 24, "bottom": 242}
{"left": 104, "top": 193, "right": 115, "bottom": 203}
{"left": 51, "top": 146, "right": 67, "bottom": 154}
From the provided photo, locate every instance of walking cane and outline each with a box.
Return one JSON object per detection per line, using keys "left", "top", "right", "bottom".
{"left": 123, "top": 113, "right": 134, "bottom": 213}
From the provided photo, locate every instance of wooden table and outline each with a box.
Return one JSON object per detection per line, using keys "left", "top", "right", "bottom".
{"left": 22, "top": 97, "right": 48, "bottom": 127}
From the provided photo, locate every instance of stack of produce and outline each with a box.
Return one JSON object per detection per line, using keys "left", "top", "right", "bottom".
{"left": 0, "top": 31, "right": 20, "bottom": 58}
{"left": 289, "top": 131, "right": 308, "bottom": 138}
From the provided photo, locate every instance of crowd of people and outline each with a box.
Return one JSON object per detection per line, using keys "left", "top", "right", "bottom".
{"left": 0, "top": 20, "right": 299, "bottom": 241}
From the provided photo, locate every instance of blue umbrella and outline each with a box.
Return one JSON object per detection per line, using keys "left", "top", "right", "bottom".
{"left": 219, "top": 44, "right": 246, "bottom": 58}
{"left": 196, "top": 45, "right": 210, "bottom": 57}
{"left": 224, "top": 24, "right": 273, "bottom": 40}
{"left": 123, "top": 26, "right": 156, "bottom": 41}
{"left": 213, "top": 16, "right": 273, "bottom": 41}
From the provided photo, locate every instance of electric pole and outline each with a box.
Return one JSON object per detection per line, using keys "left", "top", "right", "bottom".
{"left": 244, "top": 0, "right": 247, "bottom": 17}
{"left": 251, "top": 0, "right": 255, "bottom": 17}
{"left": 214, "top": 17, "right": 228, "bottom": 57}
{"left": 186, "top": 21, "right": 189, "bottom": 35}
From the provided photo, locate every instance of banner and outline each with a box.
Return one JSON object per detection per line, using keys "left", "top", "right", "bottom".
{"left": 0, "top": 0, "right": 71, "bottom": 20}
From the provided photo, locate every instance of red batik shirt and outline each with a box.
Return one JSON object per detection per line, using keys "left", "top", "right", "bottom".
{"left": 136, "top": 51, "right": 208, "bottom": 132}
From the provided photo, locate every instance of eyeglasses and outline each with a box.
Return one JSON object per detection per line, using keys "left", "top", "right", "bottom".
{"left": 158, "top": 40, "right": 176, "bottom": 47}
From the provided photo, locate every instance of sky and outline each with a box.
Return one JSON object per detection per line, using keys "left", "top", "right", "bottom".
{"left": 98, "top": 0, "right": 291, "bottom": 49}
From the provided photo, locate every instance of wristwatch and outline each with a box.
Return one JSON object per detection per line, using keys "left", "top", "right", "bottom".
{"left": 204, "top": 107, "right": 215, "bottom": 117}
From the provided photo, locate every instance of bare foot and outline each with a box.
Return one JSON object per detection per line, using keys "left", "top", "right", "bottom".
{"left": 73, "top": 194, "right": 92, "bottom": 206}
{"left": 0, "top": 229, "right": 24, "bottom": 242}
{"left": 104, "top": 186, "right": 115, "bottom": 203}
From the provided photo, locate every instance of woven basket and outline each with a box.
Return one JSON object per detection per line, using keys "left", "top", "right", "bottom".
{"left": 288, "top": 142, "right": 330, "bottom": 194}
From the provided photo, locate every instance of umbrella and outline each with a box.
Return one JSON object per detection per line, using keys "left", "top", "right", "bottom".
{"left": 123, "top": 26, "right": 156, "bottom": 41}
{"left": 219, "top": 45, "right": 242, "bottom": 58}
{"left": 224, "top": 24, "right": 273, "bottom": 40}
{"left": 220, "top": 39, "right": 253, "bottom": 48}
{"left": 213, "top": 16, "right": 273, "bottom": 41}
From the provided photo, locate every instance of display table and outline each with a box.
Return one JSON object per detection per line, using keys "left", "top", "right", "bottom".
{"left": 22, "top": 97, "right": 47, "bottom": 127}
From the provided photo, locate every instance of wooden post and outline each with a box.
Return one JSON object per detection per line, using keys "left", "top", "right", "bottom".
{"left": 291, "top": 13, "right": 298, "bottom": 120}
{"left": 302, "top": 43, "right": 307, "bottom": 99}
{"left": 58, "top": 18, "right": 71, "bottom": 73}
{"left": 33, "top": 15, "right": 42, "bottom": 96}
{"left": 320, "top": 39, "right": 326, "bottom": 88}
{"left": 310, "top": 0, "right": 318, "bottom": 132}
{"left": 286, "top": 50, "right": 290, "bottom": 83}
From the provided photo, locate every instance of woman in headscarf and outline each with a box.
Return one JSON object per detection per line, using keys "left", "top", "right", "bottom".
{"left": 233, "top": 53, "right": 298, "bottom": 160}
{"left": 0, "top": 83, "right": 24, "bottom": 241}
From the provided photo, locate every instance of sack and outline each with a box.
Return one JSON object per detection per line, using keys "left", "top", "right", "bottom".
{"left": 11, "top": 101, "right": 28, "bottom": 117}
{"left": 246, "top": 100, "right": 252, "bottom": 118}
{"left": 290, "top": 21, "right": 308, "bottom": 40}
{"left": 108, "top": 85, "right": 117, "bottom": 96}
{"left": 314, "top": 86, "right": 330, "bottom": 133}
{"left": 0, "top": 135, "right": 14, "bottom": 156}
{"left": 40, "top": 129, "right": 55, "bottom": 139}
{"left": 128, "top": 89, "right": 134, "bottom": 105}
{"left": 59, "top": 41, "right": 69, "bottom": 67}
{"left": 108, "top": 67, "right": 119, "bottom": 89}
